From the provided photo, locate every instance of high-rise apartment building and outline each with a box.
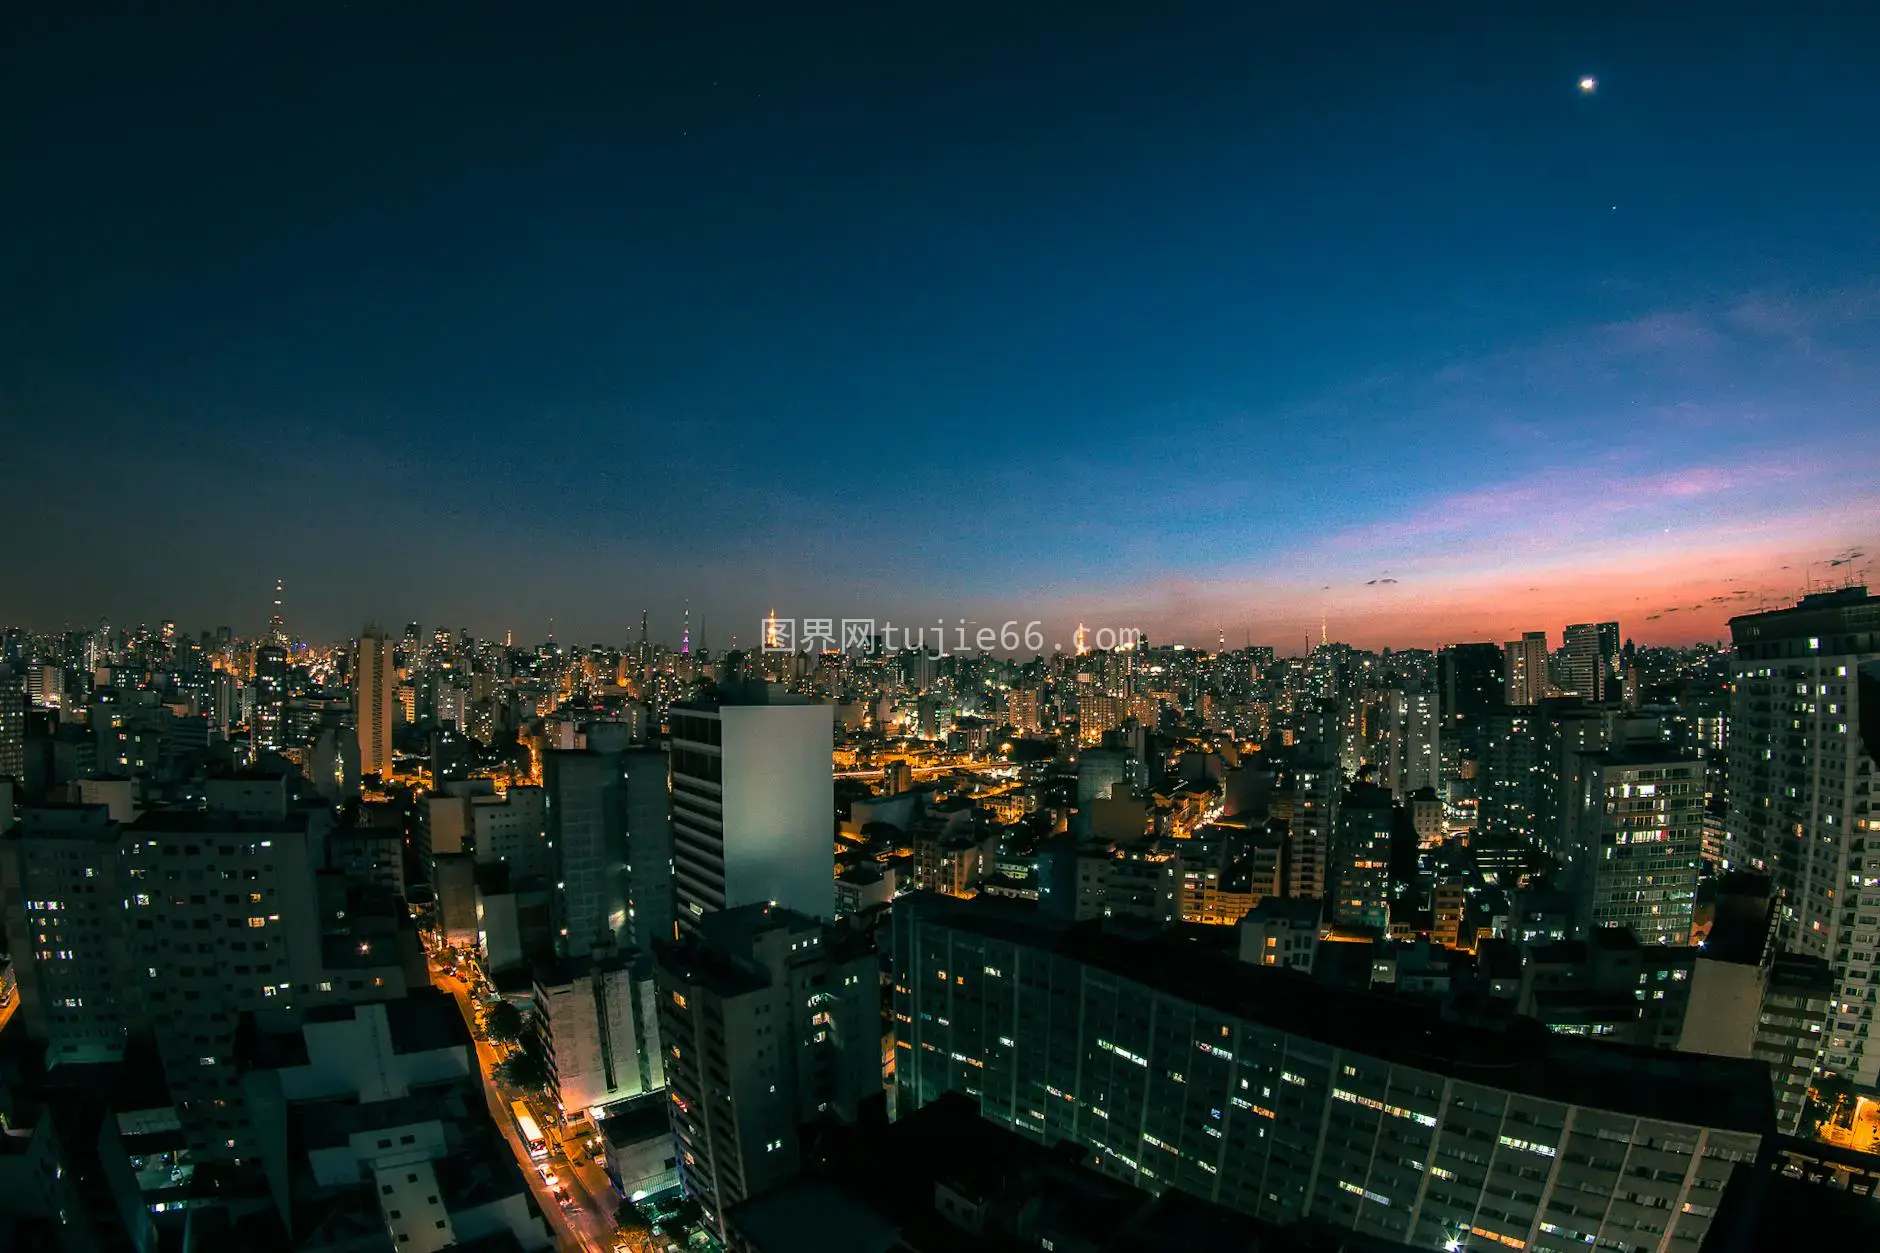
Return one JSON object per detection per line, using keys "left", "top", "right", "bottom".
{"left": 1078, "top": 690, "right": 1127, "bottom": 746}
{"left": 654, "top": 905, "right": 878, "bottom": 1241}
{"left": 1729, "top": 587, "right": 1880, "bottom": 1085}
{"left": 1005, "top": 688, "right": 1041, "bottom": 735}
{"left": 1274, "top": 758, "right": 1337, "bottom": 901}
{"left": 354, "top": 625, "right": 396, "bottom": 777}
{"left": 546, "top": 749, "right": 631, "bottom": 959}
{"left": 0, "top": 806, "right": 137, "bottom": 1066}
{"left": 1441, "top": 641, "right": 1504, "bottom": 737}
{"left": 1381, "top": 685, "right": 1440, "bottom": 798}
{"left": 543, "top": 746, "right": 674, "bottom": 961}
{"left": 1331, "top": 783, "right": 1393, "bottom": 931}
{"left": 475, "top": 784, "right": 552, "bottom": 877}
{"left": 0, "top": 666, "right": 26, "bottom": 783}
{"left": 124, "top": 802, "right": 413, "bottom": 1162}
{"left": 3, "top": 785, "right": 419, "bottom": 1163}
{"left": 1562, "top": 621, "right": 1621, "bottom": 702}
{"left": 252, "top": 643, "right": 287, "bottom": 751}
{"left": 1577, "top": 748, "right": 1705, "bottom": 945}
{"left": 1477, "top": 709, "right": 1539, "bottom": 851}
{"left": 1502, "top": 631, "right": 1549, "bottom": 706}
{"left": 894, "top": 894, "right": 1768, "bottom": 1251}
{"left": 669, "top": 686, "right": 833, "bottom": 929}
{"left": 24, "top": 663, "right": 62, "bottom": 710}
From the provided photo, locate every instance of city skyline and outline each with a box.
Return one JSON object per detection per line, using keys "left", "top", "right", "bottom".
{"left": 0, "top": 578, "right": 1862, "bottom": 657}
{"left": 9, "top": 8, "right": 1880, "bottom": 1249}
{"left": 4, "top": 9, "right": 1877, "bottom": 647}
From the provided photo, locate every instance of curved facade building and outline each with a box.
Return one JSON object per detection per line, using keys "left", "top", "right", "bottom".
{"left": 893, "top": 894, "right": 1772, "bottom": 1252}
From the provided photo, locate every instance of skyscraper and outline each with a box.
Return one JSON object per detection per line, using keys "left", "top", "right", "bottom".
{"left": 669, "top": 685, "right": 834, "bottom": 929}
{"left": 1729, "top": 587, "right": 1880, "bottom": 1085}
{"left": 267, "top": 576, "right": 288, "bottom": 648}
{"left": 354, "top": 625, "right": 396, "bottom": 777}
{"left": 251, "top": 643, "right": 287, "bottom": 751}
{"left": 1502, "top": 631, "right": 1549, "bottom": 706}
{"left": 1562, "top": 621, "right": 1621, "bottom": 702}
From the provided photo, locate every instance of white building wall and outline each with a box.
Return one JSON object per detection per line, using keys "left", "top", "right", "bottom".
{"left": 719, "top": 704, "right": 834, "bottom": 921}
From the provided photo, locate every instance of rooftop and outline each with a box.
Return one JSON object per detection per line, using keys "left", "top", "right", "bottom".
{"left": 130, "top": 806, "right": 307, "bottom": 834}
{"left": 673, "top": 679, "right": 820, "bottom": 709}
{"left": 297, "top": 1081, "right": 468, "bottom": 1150}
{"left": 905, "top": 894, "right": 1774, "bottom": 1136}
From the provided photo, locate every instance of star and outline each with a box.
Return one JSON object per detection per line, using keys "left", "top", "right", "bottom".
{"left": 1579, "top": 76, "right": 1598, "bottom": 93}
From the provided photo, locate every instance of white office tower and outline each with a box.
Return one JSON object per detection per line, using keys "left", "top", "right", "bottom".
{"left": 669, "top": 684, "right": 834, "bottom": 929}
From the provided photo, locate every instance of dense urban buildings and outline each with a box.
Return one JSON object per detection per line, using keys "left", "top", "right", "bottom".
{"left": 654, "top": 904, "right": 879, "bottom": 1242}
{"left": 2, "top": 592, "right": 1878, "bottom": 1250}
{"left": 5, "top": 9, "right": 1877, "bottom": 1250}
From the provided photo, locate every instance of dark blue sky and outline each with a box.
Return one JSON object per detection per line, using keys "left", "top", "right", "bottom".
{"left": 4, "top": 5, "right": 1877, "bottom": 649}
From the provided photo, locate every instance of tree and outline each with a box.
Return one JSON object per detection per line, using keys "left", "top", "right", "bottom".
{"left": 498, "top": 1050, "right": 550, "bottom": 1092}
{"left": 483, "top": 1000, "right": 525, "bottom": 1045}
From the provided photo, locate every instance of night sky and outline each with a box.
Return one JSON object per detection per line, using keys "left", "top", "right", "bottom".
{"left": 4, "top": 6, "right": 1877, "bottom": 651}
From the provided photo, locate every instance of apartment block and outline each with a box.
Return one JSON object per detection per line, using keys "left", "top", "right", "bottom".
{"left": 895, "top": 895, "right": 1770, "bottom": 1252}
{"left": 654, "top": 905, "right": 879, "bottom": 1241}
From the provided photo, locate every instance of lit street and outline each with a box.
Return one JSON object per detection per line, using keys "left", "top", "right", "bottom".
{"left": 428, "top": 954, "right": 625, "bottom": 1253}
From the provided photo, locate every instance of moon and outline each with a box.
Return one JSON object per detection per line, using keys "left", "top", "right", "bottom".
{"left": 1579, "top": 76, "right": 1598, "bottom": 93}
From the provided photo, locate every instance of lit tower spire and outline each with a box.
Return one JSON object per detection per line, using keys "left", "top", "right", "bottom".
{"left": 681, "top": 599, "right": 691, "bottom": 655}
{"left": 268, "top": 578, "right": 287, "bottom": 647}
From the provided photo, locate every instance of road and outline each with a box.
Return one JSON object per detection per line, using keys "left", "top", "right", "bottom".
{"left": 428, "top": 955, "right": 625, "bottom": 1253}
